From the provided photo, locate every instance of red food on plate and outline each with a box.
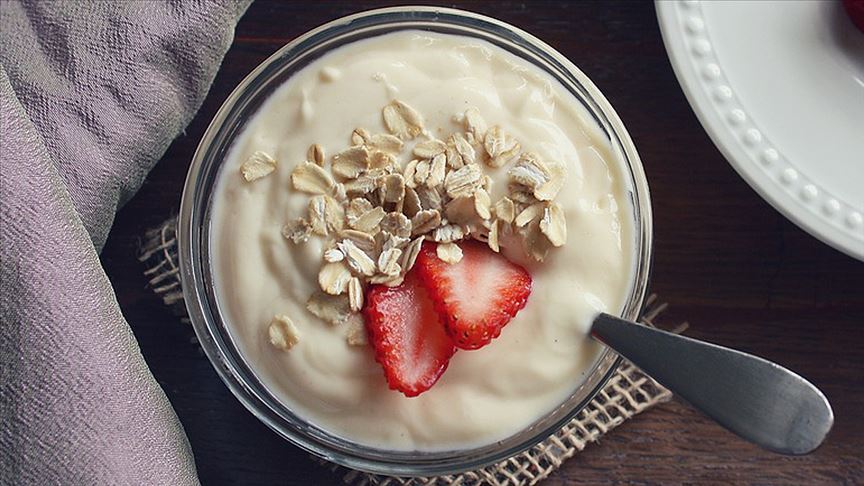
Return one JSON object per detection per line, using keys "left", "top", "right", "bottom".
{"left": 416, "top": 241, "right": 533, "bottom": 350}
{"left": 364, "top": 272, "right": 455, "bottom": 397}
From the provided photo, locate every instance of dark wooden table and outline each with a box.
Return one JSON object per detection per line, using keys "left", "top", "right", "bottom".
{"left": 100, "top": 1, "right": 864, "bottom": 484}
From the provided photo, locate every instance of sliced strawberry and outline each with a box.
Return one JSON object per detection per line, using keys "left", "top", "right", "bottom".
{"left": 416, "top": 241, "right": 532, "bottom": 350}
{"left": 363, "top": 272, "right": 455, "bottom": 397}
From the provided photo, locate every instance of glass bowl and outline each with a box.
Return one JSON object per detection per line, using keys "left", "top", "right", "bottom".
{"left": 178, "top": 6, "right": 653, "bottom": 477}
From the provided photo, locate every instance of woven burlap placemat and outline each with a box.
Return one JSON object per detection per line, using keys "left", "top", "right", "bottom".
{"left": 139, "top": 217, "right": 680, "bottom": 486}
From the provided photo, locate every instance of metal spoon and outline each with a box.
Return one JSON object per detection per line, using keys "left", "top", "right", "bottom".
{"left": 591, "top": 313, "right": 833, "bottom": 455}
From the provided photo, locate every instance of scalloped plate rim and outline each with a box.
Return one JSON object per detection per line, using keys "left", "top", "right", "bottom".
{"left": 656, "top": 0, "right": 864, "bottom": 261}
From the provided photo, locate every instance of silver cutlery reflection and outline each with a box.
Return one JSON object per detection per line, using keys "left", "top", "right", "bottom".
{"left": 591, "top": 313, "right": 833, "bottom": 455}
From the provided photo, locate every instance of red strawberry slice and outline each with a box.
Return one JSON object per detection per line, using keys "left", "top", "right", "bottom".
{"left": 415, "top": 241, "right": 532, "bottom": 350}
{"left": 363, "top": 272, "right": 455, "bottom": 397}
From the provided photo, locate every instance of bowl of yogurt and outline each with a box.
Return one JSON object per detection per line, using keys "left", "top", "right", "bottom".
{"left": 179, "top": 6, "right": 652, "bottom": 476}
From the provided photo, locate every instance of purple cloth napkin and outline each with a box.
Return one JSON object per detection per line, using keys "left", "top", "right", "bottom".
{"left": 0, "top": 1, "right": 250, "bottom": 484}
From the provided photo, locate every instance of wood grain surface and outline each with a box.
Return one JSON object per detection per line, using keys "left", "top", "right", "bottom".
{"left": 99, "top": 1, "right": 864, "bottom": 484}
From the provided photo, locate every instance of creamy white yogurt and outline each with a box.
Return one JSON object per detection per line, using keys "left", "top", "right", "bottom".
{"left": 211, "top": 31, "right": 634, "bottom": 451}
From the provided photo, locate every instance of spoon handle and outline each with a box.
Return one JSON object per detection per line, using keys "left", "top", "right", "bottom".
{"left": 591, "top": 313, "right": 833, "bottom": 455}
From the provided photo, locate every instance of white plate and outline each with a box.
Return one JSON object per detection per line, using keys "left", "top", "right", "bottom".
{"left": 657, "top": 0, "right": 864, "bottom": 260}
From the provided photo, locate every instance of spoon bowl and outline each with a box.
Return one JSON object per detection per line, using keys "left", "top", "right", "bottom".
{"left": 591, "top": 313, "right": 833, "bottom": 455}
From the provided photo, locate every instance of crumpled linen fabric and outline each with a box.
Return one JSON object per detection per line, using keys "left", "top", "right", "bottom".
{"left": 0, "top": 1, "right": 250, "bottom": 484}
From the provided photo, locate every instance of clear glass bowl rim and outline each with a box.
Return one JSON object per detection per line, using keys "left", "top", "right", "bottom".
{"left": 178, "top": 5, "right": 654, "bottom": 477}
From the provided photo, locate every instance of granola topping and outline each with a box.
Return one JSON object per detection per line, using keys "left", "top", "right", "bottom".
{"left": 305, "top": 292, "right": 352, "bottom": 326}
{"left": 307, "top": 143, "right": 325, "bottom": 166}
{"left": 274, "top": 102, "right": 568, "bottom": 341}
{"left": 291, "top": 162, "right": 335, "bottom": 194}
{"left": 383, "top": 100, "right": 424, "bottom": 139}
{"left": 268, "top": 315, "right": 300, "bottom": 350}
{"left": 240, "top": 151, "right": 277, "bottom": 181}
{"left": 436, "top": 242, "right": 463, "bottom": 264}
